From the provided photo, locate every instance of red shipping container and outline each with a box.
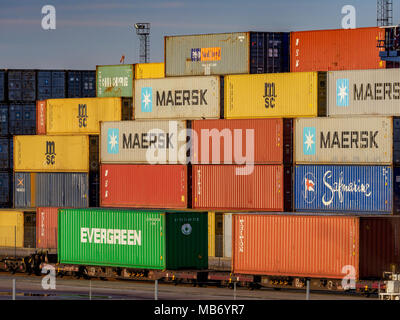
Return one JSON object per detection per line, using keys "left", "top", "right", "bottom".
{"left": 101, "top": 164, "right": 187, "bottom": 208}
{"left": 192, "top": 119, "right": 292, "bottom": 164}
{"left": 192, "top": 165, "right": 283, "bottom": 211}
{"left": 36, "top": 207, "right": 58, "bottom": 249}
{"left": 36, "top": 100, "right": 46, "bottom": 135}
{"left": 232, "top": 214, "right": 400, "bottom": 279}
{"left": 291, "top": 27, "right": 386, "bottom": 72}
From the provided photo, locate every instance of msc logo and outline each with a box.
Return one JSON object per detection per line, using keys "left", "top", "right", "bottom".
{"left": 45, "top": 141, "right": 56, "bottom": 165}
{"left": 141, "top": 87, "right": 152, "bottom": 112}
{"left": 303, "top": 172, "right": 316, "bottom": 204}
{"left": 263, "top": 82, "right": 277, "bottom": 109}
{"left": 181, "top": 223, "right": 192, "bottom": 236}
{"left": 107, "top": 128, "right": 119, "bottom": 154}
{"left": 336, "top": 78, "right": 349, "bottom": 107}
{"left": 303, "top": 127, "right": 316, "bottom": 155}
{"left": 77, "top": 104, "right": 88, "bottom": 128}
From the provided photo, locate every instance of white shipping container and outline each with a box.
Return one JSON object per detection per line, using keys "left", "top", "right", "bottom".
{"left": 223, "top": 213, "right": 232, "bottom": 258}
{"left": 295, "top": 117, "right": 392, "bottom": 164}
{"left": 134, "top": 76, "right": 220, "bottom": 120}
{"left": 328, "top": 69, "right": 400, "bottom": 116}
{"left": 100, "top": 120, "right": 187, "bottom": 164}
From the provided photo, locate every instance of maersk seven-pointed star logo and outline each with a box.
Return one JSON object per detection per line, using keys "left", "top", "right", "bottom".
{"left": 336, "top": 78, "right": 349, "bottom": 107}
{"left": 141, "top": 87, "right": 152, "bottom": 112}
{"left": 107, "top": 128, "right": 119, "bottom": 154}
{"left": 303, "top": 127, "right": 316, "bottom": 155}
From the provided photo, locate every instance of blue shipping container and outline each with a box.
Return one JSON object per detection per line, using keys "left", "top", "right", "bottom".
{"left": 0, "top": 138, "right": 11, "bottom": 169}
{"left": 0, "top": 70, "right": 5, "bottom": 102}
{"left": 9, "top": 104, "right": 36, "bottom": 135}
{"left": 295, "top": 165, "right": 393, "bottom": 213}
{"left": 0, "top": 104, "right": 8, "bottom": 135}
{"left": 0, "top": 171, "right": 11, "bottom": 207}
{"left": 37, "top": 70, "right": 66, "bottom": 100}
{"left": 8, "top": 70, "right": 36, "bottom": 101}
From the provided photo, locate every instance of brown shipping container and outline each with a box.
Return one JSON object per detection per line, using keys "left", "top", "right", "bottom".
{"left": 233, "top": 214, "right": 400, "bottom": 279}
{"left": 36, "top": 207, "right": 58, "bottom": 249}
{"left": 192, "top": 119, "right": 293, "bottom": 165}
{"left": 101, "top": 164, "right": 187, "bottom": 208}
{"left": 192, "top": 165, "right": 283, "bottom": 211}
{"left": 291, "top": 27, "right": 386, "bottom": 72}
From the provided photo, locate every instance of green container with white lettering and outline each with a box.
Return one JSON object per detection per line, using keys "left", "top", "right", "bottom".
{"left": 96, "top": 65, "right": 134, "bottom": 97}
{"left": 58, "top": 208, "right": 208, "bottom": 270}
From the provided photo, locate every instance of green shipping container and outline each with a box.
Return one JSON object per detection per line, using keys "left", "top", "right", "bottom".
{"left": 58, "top": 209, "right": 208, "bottom": 270}
{"left": 96, "top": 65, "right": 134, "bottom": 97}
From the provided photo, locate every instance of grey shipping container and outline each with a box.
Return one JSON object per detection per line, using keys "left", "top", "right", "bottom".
{"left": 14, "top": 172, "right": 88, "bottom": 208}
{"left": 328, "top": 68, "right": 400, "bottom": 116}
{"left": 295, "top": 116, "right": 397, "bottom": 164}
{"left": 165, "top": 32, "right": 290, "bottom": 77}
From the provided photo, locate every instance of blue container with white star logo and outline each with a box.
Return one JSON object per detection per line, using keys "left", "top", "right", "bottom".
{"left": 336, "top": 78, "right": 349, "bottom": 107}
{"left": 141, "top": 87, "right": 153, "bottom": 112}
{"left": 303, "top": 127, "right": 316, "bottom": 155}
{"left": 107, "top": 128, "right": 119, "bottom": 154}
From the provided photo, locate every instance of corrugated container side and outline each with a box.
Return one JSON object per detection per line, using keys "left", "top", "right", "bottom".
{"left": 192, "top": 165, "right": 284, "bottom": 211}
{"left": 224, "top": 72, "right": 325, "bottom": 119}
{"left": 192, "top": 118, "right": 284, "bottom": 164}
{"left": 134, "top": 76, "right": 220, "bottom": 120}
{"left": 295, "top": 165, "right": 392, "bottom": 213}
{"left": 327, "top": 69, "right": 400, "bottom": 116}
{"left": 36, "top": 207, "right": 58, "bottom": 249}
{"left": 14, "top": 135, "right": 89, "bottom": 172}
{"left": 100, "top": 164, "right": 187, "bottom": 208}
{"left": 100, "top": 120, "right": 187, "bottom": 164}
{"left": 14, "top": 172, "right": 89, "bottom": 208}
{"left": 232, "top": 214, "right": 360, "bottom": 279}
{"left": 46, "top": 97, "right": 122, "bottom": 135}
{"left": 294, "top": 117, "right": 393, "bottom": 164}
{"left": 58, "top": 209, "right": 166, "bottom": 269}
{"left": 0, "top": 211, "right": 24, "bottom": 247}
{"left": 96, "top": 65, "right": 134, "bottom": 97}
{"left": 135, "top": 63, "right": 165, "bottom": 79}
{"left": 291, "top": 27, "right": 386, "bottom": 72}
{"left": 359, "top": 217, "right": 400, "bottom": 278}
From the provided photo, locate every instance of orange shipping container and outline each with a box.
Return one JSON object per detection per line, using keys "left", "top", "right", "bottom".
{"left": 291, "top": 27, "right": 386, "bottom": 72}
{"left": 36, "top": 101, "right": 46, "bottom": 135}
{"left": 36, "top": 207, "right": 58, "bottom": 249}
{"left": 192, "top": 165, "right": 284, "bottom": 211}
{"left": 233, "top": 214, "right": 400, "bottom": 279}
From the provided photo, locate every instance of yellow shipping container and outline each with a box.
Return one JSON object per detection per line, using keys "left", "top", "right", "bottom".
{"left": 0, "top": 211, "right": 24, "bottom": 247}
{"left": 46, "top": 97, "right": 122, "bottom": 135}
{"left": 224, "top": 72, "right": 326, "bottom": 118}
{"left": 208, "top": 212, "right": 215, "bottom": 257}
{"left": 134, "top": 63, "right": 165, "bottom": 79}
{"left": 14, "top": 135, "right": 89, "bottom": 172}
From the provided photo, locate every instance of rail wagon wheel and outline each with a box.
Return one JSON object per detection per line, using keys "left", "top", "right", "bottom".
{"left": 327, "top": 280, "right": 336, "bottom": 291}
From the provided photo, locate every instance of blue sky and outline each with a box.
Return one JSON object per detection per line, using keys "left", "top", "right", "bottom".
{"left": 0, "top": 0, "right": 396, "bottom": 69}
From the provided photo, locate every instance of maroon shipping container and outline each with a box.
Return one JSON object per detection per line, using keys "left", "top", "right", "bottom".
{"left": 191, "top": 118, "right": 293, "bottom": 165}
{"left": 36, "top": 207, "right": 58, "bottom": 249}
{"left": 232, "top": 214, "right": 400, "bottom": 280}
{"left": 100, "top": 164, "right": 187, "bottom": 208}
{"left": 192, "top": 165, "right": 284, "bottom": 211}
